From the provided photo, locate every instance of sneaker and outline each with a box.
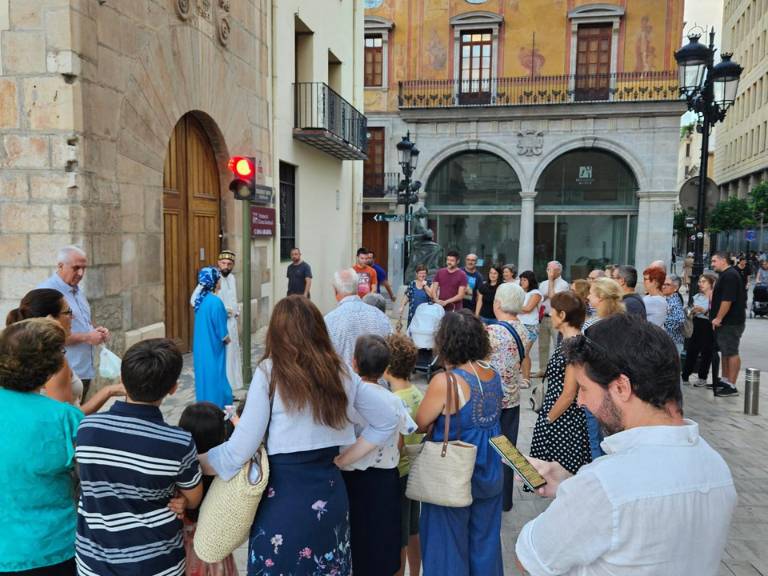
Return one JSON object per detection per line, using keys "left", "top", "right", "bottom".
{"left": 715, "top": 385, "right": 739, "bottom": 397}
{"left": 693, "top": 377, "right": 709, "bottom": 388}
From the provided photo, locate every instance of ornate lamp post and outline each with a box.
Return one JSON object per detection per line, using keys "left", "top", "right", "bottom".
{"left": 675, "top": 30, "right": 742, "bottom": 305}
{"left": 396, "top": 132, "right": 421, "bottom": 281}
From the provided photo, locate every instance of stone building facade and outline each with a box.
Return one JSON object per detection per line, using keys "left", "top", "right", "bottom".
{"left": 362, "top": 0, "right": 685, "bottom": 284}
{"left": 714, "top": 0, "right": 768, "bottom": 200}
{"left": 0, "top": 0, "right": 365, "bottom": 352}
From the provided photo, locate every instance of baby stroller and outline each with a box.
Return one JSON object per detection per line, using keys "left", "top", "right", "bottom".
{"left": 407, "top": 302, "right": 444, "bottom": 381}
{"left": 753, "top": 283, "right": 768, "bottom": 318}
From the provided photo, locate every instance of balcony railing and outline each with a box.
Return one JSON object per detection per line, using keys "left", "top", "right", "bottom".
{"left": 398, "top": 71, "right": 679, "bottom": 109}
{"left": 363, "top": 171, "right": 400, "bottom": 198}
{"left": 294, "top": 82, "right": 368, "bottom": 160}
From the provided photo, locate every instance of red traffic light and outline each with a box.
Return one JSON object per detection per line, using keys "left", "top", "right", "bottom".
{"left": 228, "top": 156, "right": 254, "bottom": 178}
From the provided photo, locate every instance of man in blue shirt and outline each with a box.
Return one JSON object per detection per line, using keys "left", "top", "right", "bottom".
{"left": 38, "top": 245, "right": 109, "bottom": 399}
{"left": 368, "top": 250, "right": 395, "bottom": 300}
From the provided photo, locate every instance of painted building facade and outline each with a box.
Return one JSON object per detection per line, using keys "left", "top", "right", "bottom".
{"left": 362, "top": 0, "right": 685, "bottom": 283}
{"left": 0, "top": 0, "right": 365, "bottom": 352}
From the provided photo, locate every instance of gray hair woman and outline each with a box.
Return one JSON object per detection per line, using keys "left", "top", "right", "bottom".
{"left": 487, "top": 282, "right": 530, "bottom": 511}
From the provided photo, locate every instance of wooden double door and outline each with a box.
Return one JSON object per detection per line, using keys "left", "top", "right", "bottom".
{"left": 163, "top": 114, "right": 221, "bottom": 352}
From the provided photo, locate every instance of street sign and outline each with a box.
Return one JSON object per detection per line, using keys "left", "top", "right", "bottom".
{"left": 745, "top": 229, "right": 757, "bottom": 242}
{"left": 250, "top": 206, "right": 276, "bottom": 238}
{"left": 373, "top": 213, "right": 403, "bottom": 222}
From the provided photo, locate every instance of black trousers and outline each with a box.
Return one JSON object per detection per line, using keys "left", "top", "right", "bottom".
{"left": 683, "top": 317, "right": 714, "bottom": 380}
{"left": 500, "top": 405, "right": 521, "bottom": 512}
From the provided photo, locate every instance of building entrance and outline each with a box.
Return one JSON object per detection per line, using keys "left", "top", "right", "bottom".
{"left": 162, "top": 114, "right": 222, "bottom": 352}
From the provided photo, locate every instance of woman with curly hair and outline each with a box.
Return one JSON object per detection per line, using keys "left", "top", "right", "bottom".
{"left": 0, "top": 318, "right": 83, "bottom": 575}
{"left": 415, "top": 310, "right": 504, "bottom": 575}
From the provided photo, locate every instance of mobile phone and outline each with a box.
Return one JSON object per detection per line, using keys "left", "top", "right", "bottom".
{"left": 489, "top": 435, "right": 547, "bottom": 491}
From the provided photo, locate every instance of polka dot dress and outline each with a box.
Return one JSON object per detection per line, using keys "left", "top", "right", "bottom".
{"left": 529, "top": 344, "right": 592, "bottom": 474}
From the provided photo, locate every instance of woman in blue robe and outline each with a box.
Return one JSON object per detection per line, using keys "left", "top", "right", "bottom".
{"left": 193, "top": 267, "right": 233, "bottom": 408}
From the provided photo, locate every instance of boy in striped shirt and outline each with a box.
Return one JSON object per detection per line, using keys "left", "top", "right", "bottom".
{"left": 75, "top": 339, "right": 203, "bottom": 576}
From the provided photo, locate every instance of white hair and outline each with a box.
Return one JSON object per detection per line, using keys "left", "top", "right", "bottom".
{"left": 547, "top": 260, "right": 563, "bottom": 271}
{"left": 363, "top": 293, "right": 387, "bottom": 313}
{"left": 333, "top": 268, "right": 359, "bottom": 296}
{"left": 56, "top": 245, "right": 86, "bottom": 265}
{"left": 494, "top": 282, "right": 526, "bottom": 314}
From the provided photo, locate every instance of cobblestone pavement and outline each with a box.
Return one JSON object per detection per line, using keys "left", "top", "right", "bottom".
{"left": 160, "top": 318, "right": 768, "bottom": 575}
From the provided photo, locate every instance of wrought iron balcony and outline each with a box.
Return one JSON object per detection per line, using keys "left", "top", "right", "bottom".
{"left": 398, "top": 71, "right": 679, "bottom": 109}
{"left": 294, "top": 82, "right": 368, "bottom": 160}
{"left": 363, "top": 171, "right": 400, "bottom": 199}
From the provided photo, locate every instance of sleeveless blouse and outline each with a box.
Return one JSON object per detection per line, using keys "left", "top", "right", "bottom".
{"left": 430, "top": 366, "right": 503, "bottom": 499}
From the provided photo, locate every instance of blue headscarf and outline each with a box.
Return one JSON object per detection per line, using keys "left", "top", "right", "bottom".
{"left": 194, "top": 266, "right": 221, "bottom": 311}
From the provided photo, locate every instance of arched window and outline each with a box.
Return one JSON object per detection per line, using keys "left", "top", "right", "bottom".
{"left": 426, "top": 151, "right": 521, "bottom": 210}
{"left": 535, "top": 149, "right": 638, "bottom": 208}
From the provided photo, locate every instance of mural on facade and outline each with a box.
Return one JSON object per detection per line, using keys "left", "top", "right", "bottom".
{"left": 635, "top": 16, "right": 657, "bottom": 72}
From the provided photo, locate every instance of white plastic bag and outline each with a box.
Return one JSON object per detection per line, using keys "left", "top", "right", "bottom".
{"left": 99, "top": 346, "right": 121, "bottom": 380}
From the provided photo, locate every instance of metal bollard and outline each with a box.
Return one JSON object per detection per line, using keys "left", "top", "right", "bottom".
{"left": 744, "top": 369, "right": 760, "bottom": 415}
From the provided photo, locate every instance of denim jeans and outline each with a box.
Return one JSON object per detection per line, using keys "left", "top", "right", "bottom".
{"left": 583, "top": 407, "right": 604, "bottom": 460}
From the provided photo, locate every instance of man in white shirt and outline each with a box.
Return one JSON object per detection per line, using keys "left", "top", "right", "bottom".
{"left": 536, "top": 261, "right": 569, "bottom": 375}
{"left": 324, "top": 268, "right": 392, "bottom": 366}
{"left": 516, "top": 314, "right": 736, "bottom": 576}
{"left": 190, "top": 250, "right": 243, "bottom": 390}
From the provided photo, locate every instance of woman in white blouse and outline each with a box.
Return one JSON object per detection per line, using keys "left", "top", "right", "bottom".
{"left": 642, "top": 266, "right": 668, "bottom": 326}
{"left": 200, "top": 296, "right": 400, "bottom": 576}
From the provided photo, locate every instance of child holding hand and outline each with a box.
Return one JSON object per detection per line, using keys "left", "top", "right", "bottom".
{"left": 335, "top": 334, "right": 417, "bottom": 576}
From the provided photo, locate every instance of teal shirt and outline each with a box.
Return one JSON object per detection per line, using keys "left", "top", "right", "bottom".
{"left": 0, "top": 388, "right": 83, "bottom": 571}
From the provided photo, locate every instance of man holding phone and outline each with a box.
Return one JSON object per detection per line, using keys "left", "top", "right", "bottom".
{"left": 515, "top": 314, "right": 736, "bottom": 576}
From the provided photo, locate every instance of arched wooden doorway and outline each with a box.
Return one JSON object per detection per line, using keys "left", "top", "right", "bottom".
{"left": 163, "top": 114, "right": 221, "bottom": 352}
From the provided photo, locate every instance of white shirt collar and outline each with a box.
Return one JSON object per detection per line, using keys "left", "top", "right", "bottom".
{"left": 601, "top": 419, "right": 699, "bottom": 454}
{"left": 338, "top": 295, "right": 362, "bottom": 306}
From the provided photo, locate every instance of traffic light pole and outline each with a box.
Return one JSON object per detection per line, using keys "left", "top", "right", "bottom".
{"left": 241, "top": 200, "right": 252, "bottom": 386}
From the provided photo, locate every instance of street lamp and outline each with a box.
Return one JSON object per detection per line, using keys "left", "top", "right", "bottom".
{"left": 396, "top": 132, "right": 421, "bottom": 281}
{"left": 675, "top": 30, "right": 742, "bottom": 307}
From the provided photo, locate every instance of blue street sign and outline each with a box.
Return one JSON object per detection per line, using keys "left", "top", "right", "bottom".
{"left": 373, "top": 213, "right": 403, "bottom": 223}
{"left": 745, "top": 230, "right": 757, "bottom": 242}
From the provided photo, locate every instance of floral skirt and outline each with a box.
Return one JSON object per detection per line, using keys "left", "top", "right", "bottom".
{"left": 183, "top": 518, "right": 238, "bottom": 576}
{"left": 248, "top": 448, "right": 351, "bottom": 576}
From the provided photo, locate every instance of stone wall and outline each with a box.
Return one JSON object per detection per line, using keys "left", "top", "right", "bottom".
{"left": 0, "top": 0, "right": 272, "bottom": 352}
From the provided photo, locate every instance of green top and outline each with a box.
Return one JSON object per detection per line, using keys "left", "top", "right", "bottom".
{"left": 393, "top": 385, "right": 425, "bottom": 477}
{"left": 0, "top": 388, "right": 83, "bottom": 571}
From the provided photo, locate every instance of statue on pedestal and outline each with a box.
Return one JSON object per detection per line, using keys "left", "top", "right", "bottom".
{"left": 405, "top": 206, "right": 444, "bottom": 280}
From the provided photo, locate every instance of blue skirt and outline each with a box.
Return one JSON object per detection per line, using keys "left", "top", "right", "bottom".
{"left": 248, "top": 448, "right": 351, "bottom": 576}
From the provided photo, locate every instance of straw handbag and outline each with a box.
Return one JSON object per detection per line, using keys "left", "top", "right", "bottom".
{"left": 406, "top": 371, "right": 477, "bottom": 507}
{"left": 193, "top": 446, "right": 270, "bottom": 562}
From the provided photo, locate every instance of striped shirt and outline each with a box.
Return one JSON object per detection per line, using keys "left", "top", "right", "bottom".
{"left": 75, "top": 402, "right": 201, "bottom": 576}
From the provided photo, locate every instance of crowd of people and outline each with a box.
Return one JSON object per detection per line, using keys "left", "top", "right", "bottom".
{"left": 0, "top": 241, "right": 755, "bottom": 576}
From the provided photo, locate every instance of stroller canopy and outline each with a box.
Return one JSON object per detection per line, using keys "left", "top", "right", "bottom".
{"left": 408, "top": 302, "right": 445, "bottom": 349}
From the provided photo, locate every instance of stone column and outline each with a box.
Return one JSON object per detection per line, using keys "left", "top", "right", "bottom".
{"left": 517, "top": 191, "right": 536, "bottom": 272}
{"left": 635, "top": 190, "right": 679, "bottom": 270}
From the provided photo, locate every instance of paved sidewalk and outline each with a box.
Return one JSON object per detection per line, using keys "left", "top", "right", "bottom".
{"left": 161, "top": 318, "right": 768, "bottom": 575}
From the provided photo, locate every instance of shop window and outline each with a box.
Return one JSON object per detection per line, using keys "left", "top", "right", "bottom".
{"left": 535, "top": 149, "right": 638, "bottom": 208}
{"left": 426, "top": 151, "right": 521, "bottom": 209}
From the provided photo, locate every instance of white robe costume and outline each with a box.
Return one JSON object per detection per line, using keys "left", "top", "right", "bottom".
{"left": 190, "top": 274, "right": 243, "bottom": 390}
